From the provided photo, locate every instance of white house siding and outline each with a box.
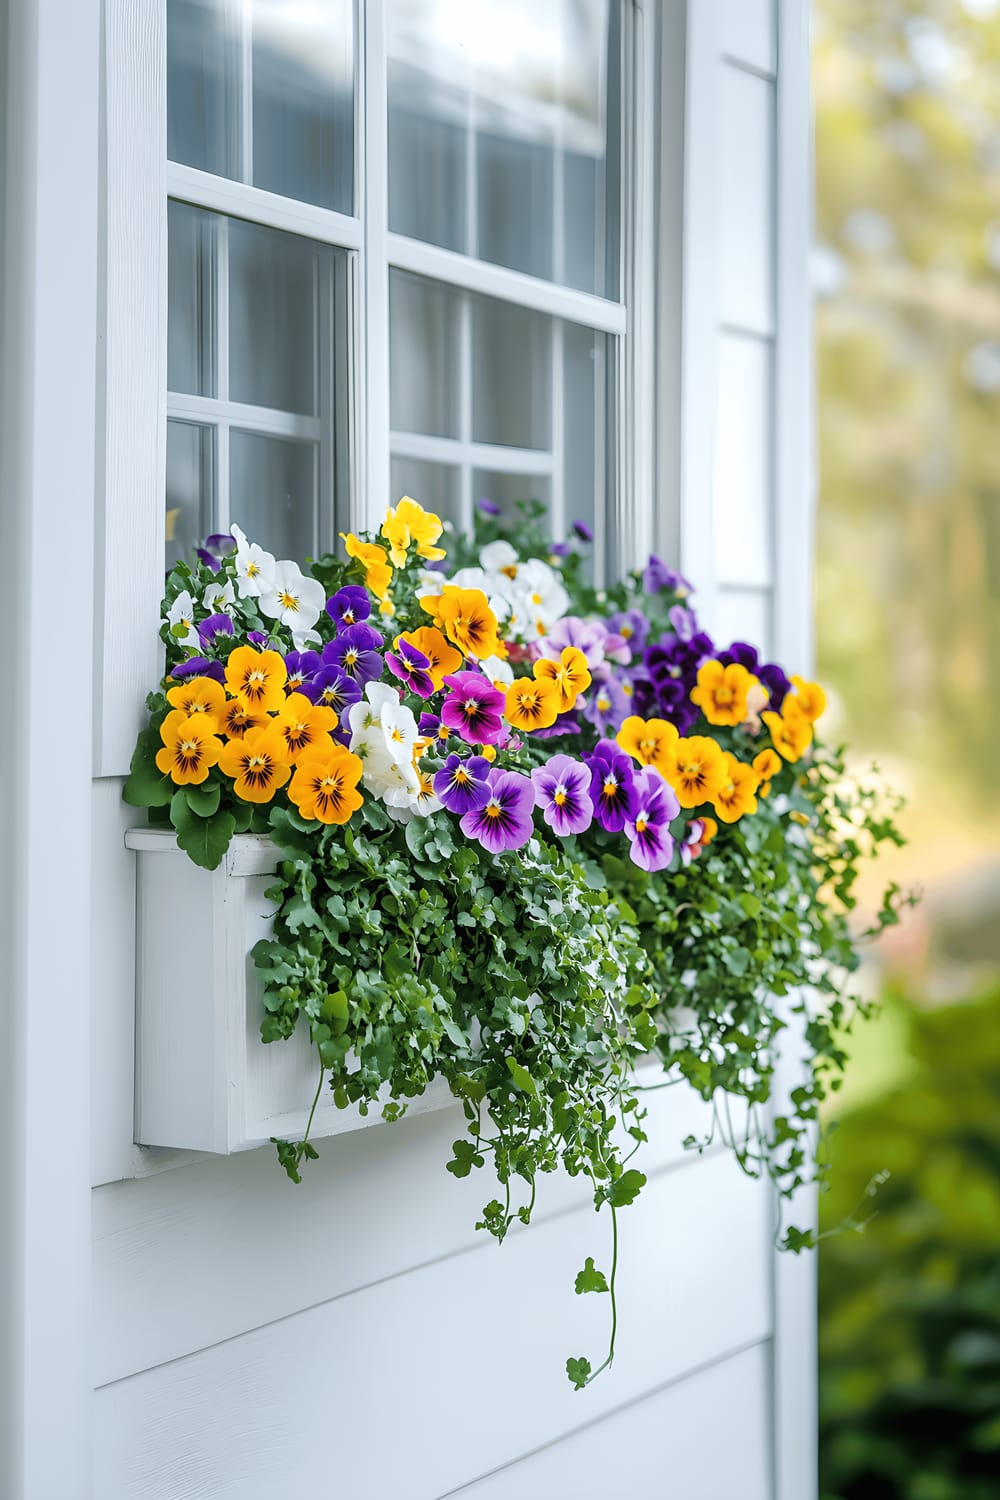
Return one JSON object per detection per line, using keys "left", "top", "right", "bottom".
{"left": 83, "top": 4, "right": 815, "bottom": 1498}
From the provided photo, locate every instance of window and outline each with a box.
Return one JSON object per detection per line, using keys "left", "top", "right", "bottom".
{"left": 165, "top": 0, "right": 635, "bottom": 578}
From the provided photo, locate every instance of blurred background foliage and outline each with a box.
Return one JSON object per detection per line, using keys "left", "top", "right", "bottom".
{"left": 814, "top": 2, "right": 1000, "bottom": 1495}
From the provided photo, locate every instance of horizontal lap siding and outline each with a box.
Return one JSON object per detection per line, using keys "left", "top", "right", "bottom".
{"left": 94, "top": 1154, "right": 772, "bottom": 1500}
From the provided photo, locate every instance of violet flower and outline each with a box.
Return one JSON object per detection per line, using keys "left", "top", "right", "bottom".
{"left": 668, "top": 604, "right": 697, "bottom": 642}
{"left": 301, "top": 664, "right": 362, "bottom": 720}
{"left": 538, "top": 616, "right": 607, "bottom": 669}
{"left": 247, "top": 630, "right": 269, "bottom": 647}
{"left": 532, "top": 710, "right": 582, "bottom": 740}
{"left": 434, "top": 753, "right": 492, "bottom": 815}
{"left": 440, "top": 670, "right": 506, "bottom": 745}
{"left": 386, "top": 637, "right": 435, "bottom": 698}
{"left": 607, "top": 609, "right": 649, "bottom": 654}
{"left": 585, "top": 741, "right": 637, "bottom": 833}
{"left": 460, "top": 768, "right": 536, "bottom": 853}
{"left": 582, "top": 676, "right": 629, "bottom": 735}
{"left": 718, "top": 641, "right": 791, "bottom": 710}
{"left": 625, "top": 767, "right": 679, "bottom": 873}
{"left": 284, "top": 648, "right": 322, "bottom": 693}
{"left": 549, "top": 541, "right": 571, "bottom": 558}
{"left": 418, "top": 711, "right": 452, "bottom": 747}
{"left": 477, "top": 497, "right": 502, "bottom": 516}
{"left": 197, "top": 612, "right": 234, "bottom": 648}
{"left": 572, "top": 520, "right": 594, "bottom": 543}
{"left": 195, "top": 547, "right": 222, "bottom": 574}
{"left": 642, "top": 554, "right": 692, "bottom": 597}
{"left": 168, "top": 655, "right": 225, "bottom": 684}
{"left": 205, "top": 533, "right": 236, "bottom": 556}
{"left": 326, "top": 585, "right": 371, "bottom": 631}
{"left": 531, "top": 755, "right": 593, "bottom": 836}
{"left": 323, "top": 623, "right": 383, "bottom": 685}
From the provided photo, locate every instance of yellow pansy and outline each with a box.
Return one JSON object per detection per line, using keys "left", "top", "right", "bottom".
{"left": 288, "top": 743, "right": 364, "bottom": 824}
{"left": 425, "top": 586, "right": 502, "bottom": 661}
{"left": 220, "top": 699, "right": 267, "bottom": 740}
{"left": 380, "top": 496, "right": 447, "bottom": 568}
{"left": 155, "top": 709, "right": 223, "bottom": 786}
{"left": 274, "top": 693, "right": 339, "bottom": 763}
{"left": 712, "top": 752, "right": 760, "bottom": 824}
{"left": 341, "top": 532, "right": 393, "bottom": 601}
{"left": 225, "top": 645, "right": 288, "bottom": 713}
{"left": 663, "top": 735, "right": 728, "bottom": 809}
{"left": 533, "top": 646, "right": 592, "bottom": 713}
{"left": 398, "top": 626, "right": 463, "bottom": 691}
{"left": 690, "top": 660, "right": 758, "bottom": 727}
{"left": 762, "top": 701, "right": 813, "bottom": 763}
{"left": 218, "top": 724, "right": 291, "bottom": 803}
{"left": 752, "top": 748, "right": 782, "bottom": 796}
{"left": 615, "top": 715, "right": 680, "bottom": 778}
{"left": 504, "top": 676, "right": 560, "bottom": 733}
{"left": 165, "top": 675, "right": 226, "bottom": 726}
{"left": 788, "top": 675, "right": 827, "bottom": 723}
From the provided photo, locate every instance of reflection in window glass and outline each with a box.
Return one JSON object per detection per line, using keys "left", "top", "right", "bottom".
{"left": 166, "top": 420, "right": 214, "bottom": 571}
{"left": 389, "top": 272, "right": 462, "bottom": 438}
{"left": 471, "top": 297, "right": 552, "bottom": 450}
{"left": 167, "top": 0, "right": 239, "bottom": 179}
{"left": 386, "top": 0, "right": 620, "bottom": 298}
{"left": 167, "top": 201, "right": 216, "bottom": 398}
{"left": 229, "top": 220, "right": 323, "bottom": 416}
{"left": 472, "top": 470, "right": 551, "bottom": 519}
{"left": 230, "top": 432, "right": 317, "bottom": 564}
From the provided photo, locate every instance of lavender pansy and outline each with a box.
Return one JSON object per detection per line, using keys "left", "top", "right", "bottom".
{"left": 585, "top": 741, "right": 637, "bottom": 833}
{"left": 607, "top": 609, "right": 649, "bottom": 654}
{"left": 460, "top": 768, "right": 536, "bottom": 853}
{"left": 434, "top": 753, "right": 492, "bottom": 815}
{"left": 582, "top": 675, "right": 629, "bottom": 735}
{"left": 531, "top": 755, "right": 593, "bottom": 836}
{"left": 302, "top": 664, "right": 362, "bottom": 720}
{"left": 668, "top": 604, "right": 697, "bottom": 642}
{"left": 642, "top": 554, "right": 692, "bottom": 597}
{"left": 624, "top": 767, "right": 679, "bottom": 873}
{"left": 538, "top": 616, "right": 607, "bottom": 669}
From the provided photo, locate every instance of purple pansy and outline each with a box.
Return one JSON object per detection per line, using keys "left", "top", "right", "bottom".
{"left": 440, "top": 670, "right": 506, "bottom": 745}
{"left": 323, "top": 623, "right": 383, "bottom": 685}
{"left": 247, "top": 630, "right": 269, "bottom": 647}
{"left": 572, "top": 520, "right": 594, "bottom": 543}
{"left": 460, "top": 768, "right": 536, "bottom": 854}
{"left": 386, "top": 637, "right": 436, "bottom": 698}
{"left": 434, "top": 753, "right": 492, "bottom": 815}
{"left": 195, "top": 547, "right": 222, "bottom": 574}
{"left": 284, "top": 648, "right": 322, "bottom": 693}
{"left": 477, "top": 497, "right": 502, "bottom": 516}
{"left": 531, "top": 755, "right": 593, "bottom": 836}
{"left": 549, "top": 541, "right": 571, "bottom": 558}
{"left": 718, "top": 641, "right": 790, "bottom": 710}
{"left": 643, "top": 628, "right": 715, "bottom": 734}
{"left": 418, "top": 711, "right": 452, "bottom": 747}
{"left": 585, "top": 741, "right": 638, "bottom": 833}
{"left": 642, "top": 554, "right": 692, "bottom": 597}
{"left": 326, "top": 585, "right": 371, "bottom": 631}
{"left": 197, "top": 612, "right": 234, "bottom": 647}
{"left": 607, "top": 609, "right": 649, "bottom": 655}
{"left": 302, "top": 664, "right": 362, "bottom": 720}
{"left": 582, "top": 673, "right": 629, "bottom": 735}
{"left": 532, "top": 710, "right": 582, "bottom": 740}
{"left": 538, "top": 616, "right": 607, "bottom": 669}
{"left": 625, "top": 767, "right": 680, "bottom": 873}
{"left": 168, "top": 655, "right": 225, "bottom": 684}
{"left": 668, "top": 604, "right": 697, "bottom": 642}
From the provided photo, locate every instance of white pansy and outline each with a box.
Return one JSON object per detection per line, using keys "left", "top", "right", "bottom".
{"left": 203, "top": 578, "right": 236, "bottom": 611}
{"left": 290, "top": 626, "right": 322, "bottom": 652}
{"left": 416, "top": 569, "right": 447, "bottom": 599}
{"left": 257, "top": 559, "right": 326, "bottom": 631}
{"left": 377, "top": 697, "right": 420, "bottom": 766}
{"left": 347, "top": 682, "right": 417, "bottom": 769}
{"left": 230, "top": 523, "right": 276, "bottom": 599}
{"left": 479, "top": 539, "right": 520, "bottom": 578}
{"left": 166, "top": 590, "right": 200, "bottom": 649}
{"left": 449, "top": 565, "right": 492, "bottom": 593}
{"left": 353, "top": 730, "right": 421, "bottom": 804}
{"left": 386, "top": 772, "right": 442, "bottom": 822}
{"left": 347, "top": 681, "right": 398, "bottom": 738}
{"left": 479, "top": 654, "right": 515, "bottom": 688}
{"left": 517, "top": 558, "right": 569, "bottom": 629}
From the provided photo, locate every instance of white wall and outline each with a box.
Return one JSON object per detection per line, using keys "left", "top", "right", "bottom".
{"left": 84, "top": 2, "right": 815, "bottom": 1497}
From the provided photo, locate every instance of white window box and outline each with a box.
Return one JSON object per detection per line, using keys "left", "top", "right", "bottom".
{"left": 125, "top": 828, "right": 454, "bottom": 1154}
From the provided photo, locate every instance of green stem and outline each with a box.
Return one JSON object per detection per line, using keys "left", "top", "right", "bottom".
{"left": 296, "top": 1057, "right": 326, "bottom": 1172}
{"left": 585, "top": 1201, "right": 619, "bottom": 1385}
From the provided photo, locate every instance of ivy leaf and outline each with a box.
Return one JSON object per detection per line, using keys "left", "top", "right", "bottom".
{"left": 574, "top": 1257, "right": 609, "bottom": 1295}
{"left": 505, "top": 1057, "right": 536, "bottom": 1095}
{"left": 566, "top": 1356, "right": 592, "bottom": 1390}
{"left": 184, "top": 781, "right": 221, "bottom": 817}
{"left": 169, "top": 792, "right": 236, "bottom": 871}
{"left": 606, "top": 1168, "right": 646, "bottom": 1208}
{"left": 122, "top": 726, "right": 174, "bottom": 808}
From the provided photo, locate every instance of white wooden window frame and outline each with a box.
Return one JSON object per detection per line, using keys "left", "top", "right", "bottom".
{"left": 97, "top": 0, "right": 657, "bottom": 777}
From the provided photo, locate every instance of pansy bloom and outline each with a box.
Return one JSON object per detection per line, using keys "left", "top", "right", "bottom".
{"left": 441, "top": 670, "right": 506, "bottom": 745}
{"left": 434, "top": 752, "right": 491, "bottom": 815}
{"left": 424, "top": 585, "right": 502, "bottom": 661}
{"left": 537, "top": 616, "right": 607, "bottom": 669}
{"left": 225, "top": 645, "right": 287, "bottom": 713}
{"left": 582, "top": 675, "right": 628, "bottom": 735}
{"left": 690, "top": 660, "right": 758, "bottom": 728}
{"left": 218, "top": 724, "right": 292, "bottom": 803}
{"left": 402, "top": 626, "right": 463, "bottom": 691}
{"left": 642, "top": 555, "right": 691, "bottom": 596}
{"left": 165, "top": 675, "right": 226, "bottom": 725}
{"left": 585, "top": 741, "right": 638, "bottom": 833}
{"left": 505, "top": 675, "right": 560, "bottom": 733}
{"left": 341, "top": 532, "right": 393, "bottom": 602}
{"left": 323, "top": 623, "right": 384, "bottom": 685}
{"left": 460, "top": 768, "right": 535, "bottom": 853}
{"left": 326, "top": 585, "right": 371, "bottom": 631}
{"left": 288, "top": 743, "right": 365, "bottom": 824}
{"left": 381, "top": 495, "right": 447, "bottom": 567}
{"left": 608, "top": 609, "right": 649, "bottom": 655}
{"left": 386, "top": 636, "right": 436, "bottom": 698}
{"left": 219, "top": 698, "right": 266, "bottom": 740}
{"left": 302, "top": 664, "right": 362, "bottom": 721}
{"left": 616, "top": 715, "right": 679, "bottom": 778}
{"left": 787, "top": 675, "right": 827, "bottom": 723}
{"left": 197, "top": 612, "right": 234, "bottom": 648}
{"left": 625, "top": 767, "right": 680, "bottom": 872}
{"left": 533, "top": 646, "right": 592, "bottom": 714}
{"left": 712, "top": 753, "right": 760, "bottom": 824}
{"left": 663, "top": 735, "right": 727, "bottom": 809}
{"left": 155, "top": 710, "right": 223, "bottom": 786}
{"left": 752, "top": 748, "right": 782, "bottom": 796}
{"left": 531, "top": 755, "right": 593, "bottom": 836}
{"left": 283, "top": 649, "right": 322, "bottom": 695}
{"left": 167, "top": 655, "right": 225, "bottom": 685}
{"left": 762, "top": 701, "right": 813, "bottom": 762}
{"left": 274, "top": 693, "right": 339, "bottom": 763}
{"left": 418, "top": 711, "right": 452, "bottom": 747}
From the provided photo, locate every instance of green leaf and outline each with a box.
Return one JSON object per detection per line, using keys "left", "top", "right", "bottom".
{"left": 574, "top": 1257, "right": 609, "bottom": 1295}
{"left": 122, "top": 726, "right": 174, "bottom": 808}
{"left": 184, "top": 781, "right": 221, "bottom": 817}
{"left": 738, "top": 892, "right": 762, "bottom": 919}
{"left": 169, "top": 792, "right": 236, "bottom": 871}
{"left": 566, "top": 1356, "right": 592, "bottom": 1390}
{"left": 505, "top": 1056, "right": 536, "bottom": 1095}
{"left": 606, "top": 1168, "right": 646, "bottom": 1208}
{"left": 321, "top": 989, "right": 350, "bottom": 1034}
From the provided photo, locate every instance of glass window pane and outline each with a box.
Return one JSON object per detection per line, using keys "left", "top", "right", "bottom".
{"left": 563, "top": 321, "right": 610, "bottom": 557}
{"left": 168, "top": 201, "right": 216, "bottom": 397}
{"left": 230, "top": 432, "right": 316, "bottom": 562}
{"left": 389, "top": 272, "right": 462, "bottom": 438}
{"left": 229, "top": 219, "right": 322, "bottom": 415}
{"left": 471, "top": 296, "right": 552, "bottom": 450}
{"left": 391, "top": 456, "right": 462, "bottom": 533}
{"left": 251, "top": 0, "right": 354, "bottom": 214}
{"left": 472, "top": 470, "right": 551, "bottom": 519}
{"left": 166, "top": 421, "right": 215, "bottom": 570}
{"left": 386, "top": 0, "right": 620, "bottom": 298}
{"left": 167, "top": 0, "right": 240, "bottom": 179}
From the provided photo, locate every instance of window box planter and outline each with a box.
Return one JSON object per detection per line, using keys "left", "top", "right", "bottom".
{"left": 125, "top": 828, "right": 453, "bottom": 1154}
